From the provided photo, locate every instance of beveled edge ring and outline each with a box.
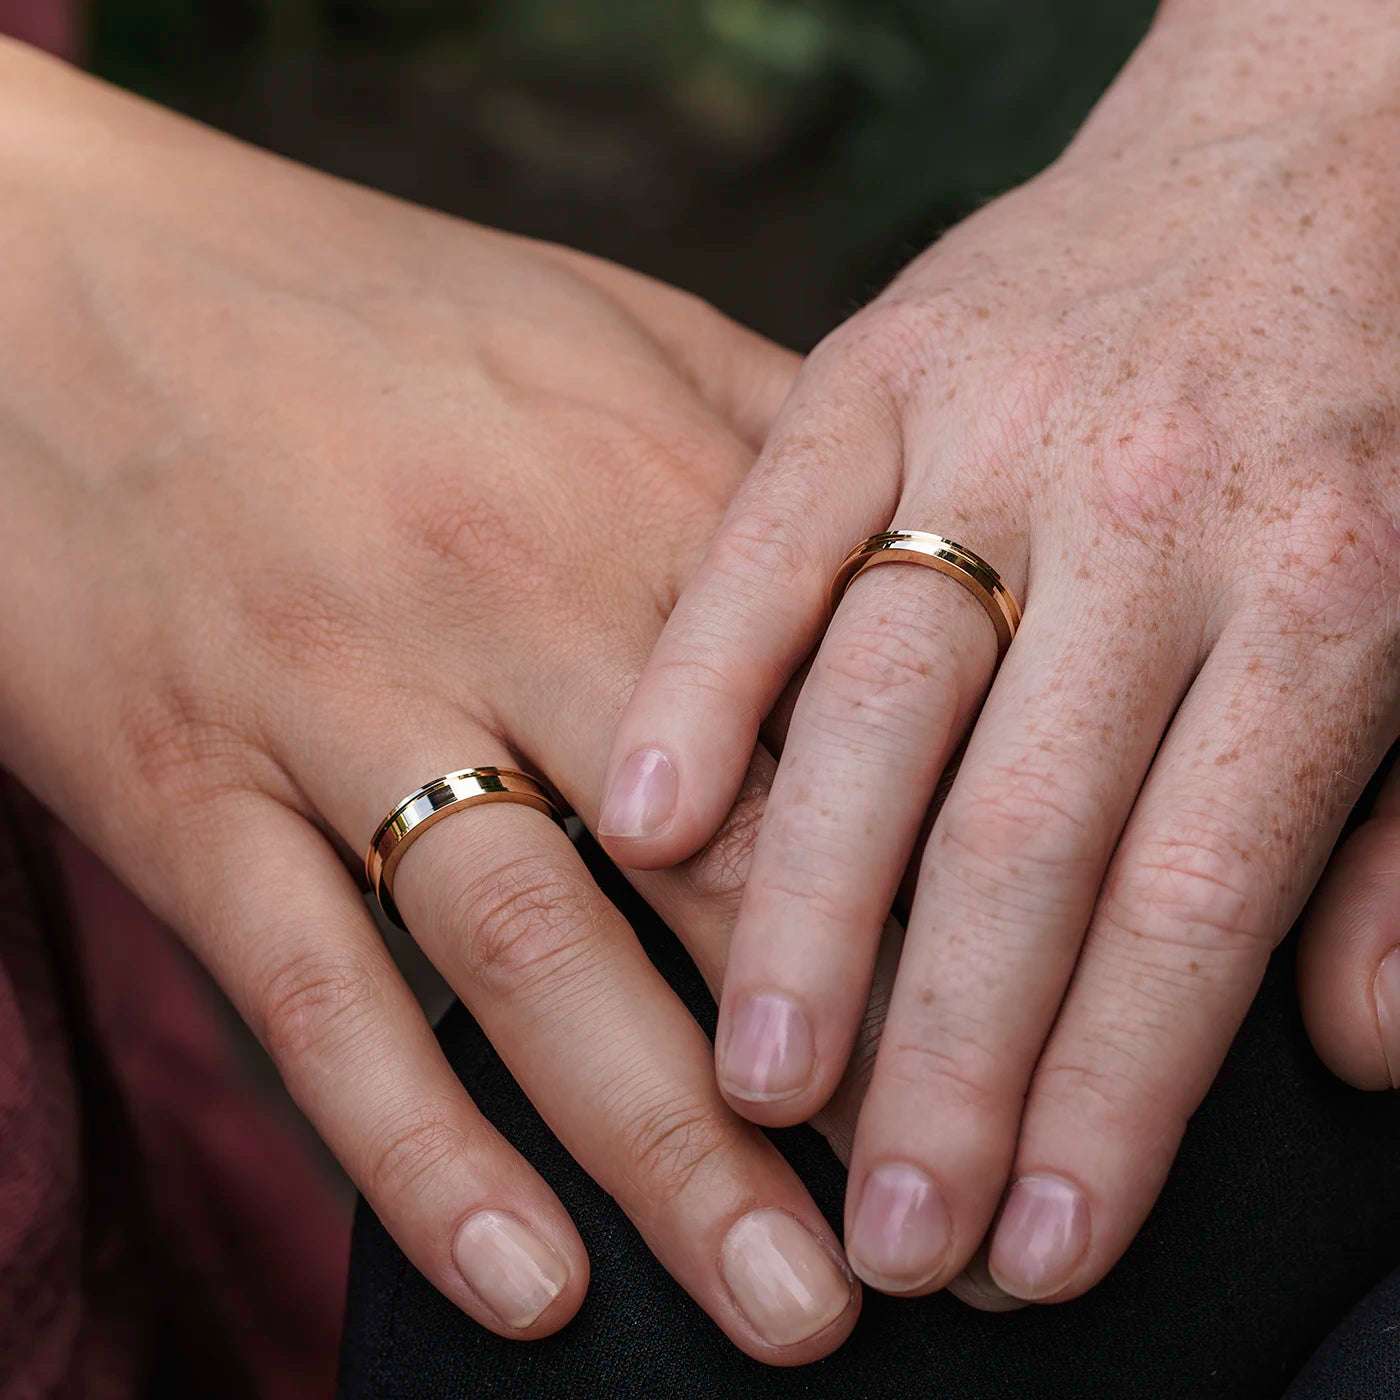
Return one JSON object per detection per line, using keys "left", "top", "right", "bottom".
{"left": 828, "top": 530, "right": 1022, "bottom": 655}
{"left": 366, "top": 767, "right": 565, "bottom": 931}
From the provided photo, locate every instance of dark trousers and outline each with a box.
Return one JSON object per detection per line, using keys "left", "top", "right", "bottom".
{"left": 340, "top": 838, "right": 1400, "bottom": 1399}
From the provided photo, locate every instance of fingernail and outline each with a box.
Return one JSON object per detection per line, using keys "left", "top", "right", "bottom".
{"left": 453, "top": 1210, "right": 568, "bottom": 1329}
{"left": 847, "top": 1162, "right": 951, "bottom": 1293}
{"left": 720, "top": 1209, "right": 851, "bottom": 1347}
{"left": 719, "top": 992, "right": 814, "bottom": 1101}
{"left": 988, "top": 1174, "right": 1089, "bottom": 1300}
{"left": 598, "top": 748, "right": 677, "bottom": 839}
{"left": 1375, "top": 947, "right": 1400, "bottom": 1089}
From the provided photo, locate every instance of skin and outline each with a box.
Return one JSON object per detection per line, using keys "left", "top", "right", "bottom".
{"left": 605, "top": 0, "right": 1400, "bottom": 1306}
{"left": 0, "top": 41, "right": 874, "bottom": 1363}
{"left": 1, "top": 9, "right": 1392, "bottom": 1359}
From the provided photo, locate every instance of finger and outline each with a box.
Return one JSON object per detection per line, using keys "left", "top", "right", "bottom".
{"left": 843, "top": 589, "right": 1193, "bottom": 1294}
{"left": 945, "top": 1248, "right": 1027, "bottom": 1314}
{"left": 504, "top": 614, "right": 886, "bottom": 1155}
{"left": 1298, "top": 746, "right": 1400, "bottom": 1090}
{"left": 714, "top": 542, "right": 1016, "bottom": 1127}
{"left": 314, "top": 732, "right": 859, "bottom": 1363}
{"left": 988, "top": 621, "right": 1393, "bottom": 1303}
{"left": 176, "top": 800, "right": 587, "bottom": 1339}
{"left": 598, "top": 335, "right": 904, "bottom": 869}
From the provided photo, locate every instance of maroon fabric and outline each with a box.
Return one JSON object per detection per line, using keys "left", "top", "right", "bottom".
{"left": 0, "top": 0, "right": 79, "bottom": 59}
{"left": 0, "top": 783, "right": 348, "bottom": 1398}
{"left": 1, "top": 12, "right": 346, "bottom": 1396}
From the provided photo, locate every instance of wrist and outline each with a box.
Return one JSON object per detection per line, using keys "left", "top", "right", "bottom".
{"left": 1063, "top": 0, "right": 1400, "bottom": 166}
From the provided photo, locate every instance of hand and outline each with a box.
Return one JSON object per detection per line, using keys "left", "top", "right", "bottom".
{"left": 0, "top": 43, "right": 863, "bottom": 1361}
{"left": 604, "top": 2, "right": 1400, "bottom": 1303}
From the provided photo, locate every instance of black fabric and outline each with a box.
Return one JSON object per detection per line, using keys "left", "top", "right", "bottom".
{"left": 1285, "top": 1265, "right": 1400, "bottom": 1399}
{"left": 340, "top": 837, "right": 1400, "bottom": 1399}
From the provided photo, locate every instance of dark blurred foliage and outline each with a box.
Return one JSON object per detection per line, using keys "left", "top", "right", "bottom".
{"left": 89, "top": 0, "right": 1156, "bottom": 347}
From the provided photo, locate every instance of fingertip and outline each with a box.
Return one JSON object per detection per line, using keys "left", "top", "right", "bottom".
{"left": 715, "top": 990, "right": 840, "bottom": 1128}
{"left": 986, "top": 1173, "right": 1092, "bottom": 1303}
{"left": 843, "top": 1161, "right": 954, "bottom": 1298}
{"left": 451, "top": 1208, "right": 590, "bottom": 1340}
{"left": 597, "top": 746, "right": 678, "bottom": 839}
{"left": 718, "top": 1208, "right": 861, "bottom": 1362}
{"left": 946, "top": 1256, "right": 1029, "bottom": 1313}
{"left": 1298, "top": 812, "right": 1400, "bottom": 1092}
{"left": 597, "top": 729, "right": 754, "bottom": 871}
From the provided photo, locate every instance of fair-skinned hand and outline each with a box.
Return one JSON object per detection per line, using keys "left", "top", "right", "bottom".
{"left": 0, "top": 41, "right": 865, "bottom": 1363}
{"left": 604, "top": 0, "right": 1400, "bottom": 1305}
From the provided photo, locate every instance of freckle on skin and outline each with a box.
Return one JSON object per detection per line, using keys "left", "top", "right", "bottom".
{"left": 1188, "top": 960, "right": 1200, "bottom": 975}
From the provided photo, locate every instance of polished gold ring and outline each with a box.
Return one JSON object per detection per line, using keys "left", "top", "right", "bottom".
{"left": 829, "top": 530, "right": 1022, "bottom": 655}
{"left": 366, "top": 767, "right": 565, "bottom": 930}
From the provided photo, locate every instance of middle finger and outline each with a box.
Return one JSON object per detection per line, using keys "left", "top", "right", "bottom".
{"left": 711, "top": 545, "right": 1012, "bottom": 1125}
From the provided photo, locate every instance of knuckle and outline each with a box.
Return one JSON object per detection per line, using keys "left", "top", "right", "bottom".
{"left": 812, "top": 622, "right": 952, "bottom": 746}
{"left": 1030, "top": 1052, "right": 1164, "bottom": 1138}
{"left": 711, "top": 506, "right": 812, "bottom": 592}
{"left": 1265, "top": 495, "right": 1400, "bottom": 637}
{"left": 1088, "top": 397, "right": 1228, "bottom": 535}
{"left": 649, "top": 650, "right": 755, "bottom": 717}
{"left": 256, "top": 950, "right": 382, "bottom": 1071}
{"left": 756, "top": 854, "right": 870, "bottom": 932}
{"left": 391, "top": 473, "right": 534, "bottom": 600}
{"left": 876, "top": 1011, "right": 1006, "bottom": 1118}
{"left": 1103, "top": 815, "right": 1265, "bottom": 954}
{"left": 820, "top": 619, "right": 934, "bottom": 702}
{"left": 881, "top": 1038, "right": 1004, "bottom": 1117}
{"left": 448, "top": 855, "right": 603, "bottom": 998}
{"left": 814, "top": 297, "right": 938, "bottom": 392}
{"left": 365, "top": 1110, "right": 468, "bottom": 1202}
{"left": 236, "top": 566, "right": 373, "bottom": 681}
{"left": 938, "top": 766, "right": 1095, "bottom": 883}
{"left": 681, "top": 781, "right": 767, "bottom": 908}
{"left": 614, "top": 1093, "right": 741, "bottom": 1214}
{"left": 115, "top": 680, "right": 259, "bottom": 812}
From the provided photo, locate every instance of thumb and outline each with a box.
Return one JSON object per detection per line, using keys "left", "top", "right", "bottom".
{"left": 1297, "top": 747, "right": 1400, "bottom": 1091}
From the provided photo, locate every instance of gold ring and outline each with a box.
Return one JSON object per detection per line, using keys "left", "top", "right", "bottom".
{"left": 829, "top": 530, "right": 1022, "bottom": 655}
{"left": 366, "top": 767, "right": 565, "bottom": 930}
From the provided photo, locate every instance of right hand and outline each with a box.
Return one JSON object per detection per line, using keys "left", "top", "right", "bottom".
{"left": 0, "top": 41, "right": 860, "bottom": 1362}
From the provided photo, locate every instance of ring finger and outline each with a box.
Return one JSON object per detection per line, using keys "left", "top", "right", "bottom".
{"left": 308, "top": 722, "right": 860, "bottom": 1362}
{"left": 712, "top": 521, "right": 1023, "bottom": 1126}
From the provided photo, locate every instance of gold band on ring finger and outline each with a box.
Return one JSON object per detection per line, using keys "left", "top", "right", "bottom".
{"left": 366, "top": 767, "right": 566, "bottom": 931}
{"left": 829, "top": 530, "right": 1022, "bottom": 656}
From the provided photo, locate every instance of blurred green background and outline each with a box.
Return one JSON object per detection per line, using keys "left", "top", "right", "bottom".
{"left": 90, "top": 0, "right": 1156, "bottom": 347}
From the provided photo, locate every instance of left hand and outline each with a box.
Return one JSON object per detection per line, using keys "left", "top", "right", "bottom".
{"left": 602, "top": 3, "right": 1400, "bottom": 1304}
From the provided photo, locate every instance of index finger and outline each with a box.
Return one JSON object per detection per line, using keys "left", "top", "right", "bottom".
{"left": 597, "top": 332, "right": 905, "bottom": 870}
